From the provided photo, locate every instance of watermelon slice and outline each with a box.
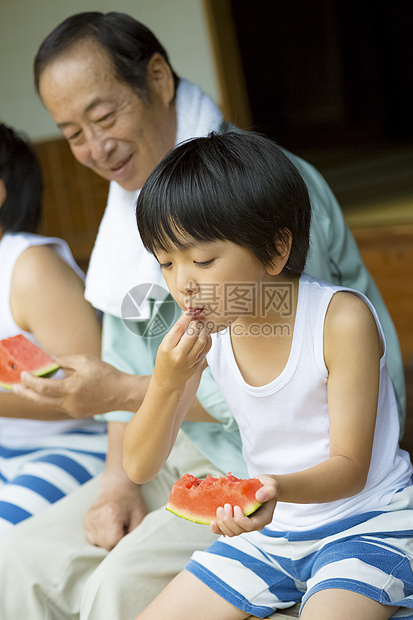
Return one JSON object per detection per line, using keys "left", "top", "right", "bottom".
{"left": 166, "top": 472, "right": 263, "bottom": 525}
{"left": 0, "top": 334, "right": 60, "bottom": 390}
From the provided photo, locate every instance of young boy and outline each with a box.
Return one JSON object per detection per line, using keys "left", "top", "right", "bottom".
{"left": 123, "top": 132, "right": 413, "bottom": 619}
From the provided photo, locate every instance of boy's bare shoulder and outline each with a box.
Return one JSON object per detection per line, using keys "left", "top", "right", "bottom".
{"left": 326, "top": 290, "right": 375, "bottom": 328}
{"left": 324, "top": 291, "right": 381, "bottom": 363}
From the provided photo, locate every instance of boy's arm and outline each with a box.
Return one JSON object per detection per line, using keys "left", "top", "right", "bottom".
{"left": 273, "top": 292, "right": 381, "bottom": 504}
{"left": 123, "top": 313, "right": 211, "bottom": 484}
{"left": 295, "top": 150, "right": 406, "bottom": 434}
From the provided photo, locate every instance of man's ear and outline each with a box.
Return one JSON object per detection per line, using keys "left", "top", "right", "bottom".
{"left": 146, "top": 52, "right": 175, "bottom": 107}
{"left": 0, "top": 179, "right": 6, "bottom": 209}
{"left": 266, "top": 230, "right": 293, "bottom": 275}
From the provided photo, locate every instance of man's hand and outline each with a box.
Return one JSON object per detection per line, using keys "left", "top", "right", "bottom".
{"left": 83, "top": 475, "right": 148, "bottom": 551}
{"left": 13, "top": 355, "right": 146, "bottom": 418}
{"left": 210, "top": 474, "right": 278, "bottom": 537}
{"left": 85, "top": 421, "right": 148, "bottom": 551}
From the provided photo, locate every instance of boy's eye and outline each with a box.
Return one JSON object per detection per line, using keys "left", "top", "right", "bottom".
{"left": 158, "top": 259, "right": 214, "bottom": 269}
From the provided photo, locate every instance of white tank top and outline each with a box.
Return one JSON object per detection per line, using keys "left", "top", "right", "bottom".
{"left": 0, "top": 232, "right": 103, "bottom": 445}
{"left": 207, "top": 273, "right": 412, "bottom": 531}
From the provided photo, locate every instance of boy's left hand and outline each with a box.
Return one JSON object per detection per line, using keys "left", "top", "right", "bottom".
{"left": 210, "top": 474, "right": 278, "bottom": 537}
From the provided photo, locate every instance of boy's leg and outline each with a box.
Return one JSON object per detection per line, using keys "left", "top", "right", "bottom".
{"left": 301, "top": 589, "right": 398, "bottom": 620}
{"left": 137, "top": 570, "right": 249, "bottom": 620}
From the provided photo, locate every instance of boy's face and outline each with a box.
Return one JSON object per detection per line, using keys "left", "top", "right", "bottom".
{"left": 156, "top": 238, "right": 273, "bottom": 332}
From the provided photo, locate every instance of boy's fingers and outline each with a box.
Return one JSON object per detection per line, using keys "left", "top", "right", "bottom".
{"left": 215, "top": 505, "right": 244, "bottom": 538}
{"left": 162, "top": 314, "right": 211, "bottom": 363}
{"left": 256, "top": 486, "right": 273, "bottom": 503}
{"left": 164, "top": 312, "right": 195, "bottom": 346}
{"left": 210, "top": 520, "right": 224, "bottom": 536}
{"left": 176, "top": 320, "right": 210, "bottom": 355}
{"left": 183, "top": 324, "right": 210, "bottom": 352}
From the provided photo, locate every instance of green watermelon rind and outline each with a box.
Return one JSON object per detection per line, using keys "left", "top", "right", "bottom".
{"left": 166, "top": 498, "right": 263, "bottom": 525}
{"left": 166, "top": 473, "right": 264, "bottom": 525}
{"left": 0, "top": 362, "right": 60, "bottom": 391}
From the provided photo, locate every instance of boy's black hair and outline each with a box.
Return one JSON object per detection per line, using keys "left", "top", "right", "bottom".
{"left": 34, "top": 12, "right": 179, "bottom": 103}
{"left": 0, "top": 123, "right": 43, "bottom": 233}
{"left": 136, "top": 131, "right": 311, "bottom": 274}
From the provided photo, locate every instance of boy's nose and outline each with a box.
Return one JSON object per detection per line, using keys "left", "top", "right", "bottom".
{"left": 184, "top": 281, "right": 199, "bottom": 295}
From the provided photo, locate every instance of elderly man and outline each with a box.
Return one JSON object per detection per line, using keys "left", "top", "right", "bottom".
{"left": 0, "top": 11, "right": 405, "bottom": 620}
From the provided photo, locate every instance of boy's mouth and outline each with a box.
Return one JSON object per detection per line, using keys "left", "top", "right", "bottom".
{"left": 186, "top": 307, "right": 205, "bottom": 321}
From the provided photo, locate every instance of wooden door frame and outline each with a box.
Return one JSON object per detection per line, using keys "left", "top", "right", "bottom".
{"left": 202, "top": 0, "right": 252, "bottom": 129}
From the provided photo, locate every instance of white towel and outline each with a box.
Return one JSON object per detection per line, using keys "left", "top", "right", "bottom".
{"left": 85, "top": 79, "right": 223, "bottom": 318}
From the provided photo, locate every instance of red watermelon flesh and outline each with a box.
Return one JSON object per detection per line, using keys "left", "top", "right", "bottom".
{"left": 0, "top": 335, "right": 60, "bottom": 390}
{"left": 166, "top": 473, "right": 264, "bottom": 525}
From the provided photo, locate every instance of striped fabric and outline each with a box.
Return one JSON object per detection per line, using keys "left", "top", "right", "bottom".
{"left": 187, "top": 485, "right": 413, "bottom": 618}
{"left": 0, "top": 429, "right": 107, "bottom": 537}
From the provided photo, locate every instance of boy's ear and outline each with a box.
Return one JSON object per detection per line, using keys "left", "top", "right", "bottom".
{"left": 0, "top": 179, "right": 6, "bottom": 209}
{"left": 266, "top": 230, "right": 293, "bottom": 275}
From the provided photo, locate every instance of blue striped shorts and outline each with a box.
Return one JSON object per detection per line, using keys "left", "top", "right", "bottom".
{"left": 0, "top": 428, "right": 107, "bottom": 537}
{"left": 187, "top": 485, "right": 413, "bottom": 618}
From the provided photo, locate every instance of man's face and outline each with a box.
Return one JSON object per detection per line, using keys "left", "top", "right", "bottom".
{"left": 39, "top": 39, "right": 177, "bottom": 191}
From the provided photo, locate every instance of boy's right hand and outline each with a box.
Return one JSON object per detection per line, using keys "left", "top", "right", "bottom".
{"left": 210, "top": 474, "right": 279, "bottom": 537}
{"left": 153, "top": 312, "right": 212, "bottom": 392}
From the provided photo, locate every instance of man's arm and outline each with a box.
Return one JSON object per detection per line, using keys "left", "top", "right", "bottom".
{"left": 14, "top": 355, "right": 150, "bottom": 418}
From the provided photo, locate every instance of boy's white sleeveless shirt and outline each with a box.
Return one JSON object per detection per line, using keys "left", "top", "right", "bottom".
{"left": 206, "top": 273, "right": 412, "bottom": 531}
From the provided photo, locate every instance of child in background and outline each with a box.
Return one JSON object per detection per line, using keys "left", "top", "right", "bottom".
{"left": 0, "top": 123, "right": 106, "bottom": 536}
{"left": 123, "top": 132, "right": 413, "bottom": 619}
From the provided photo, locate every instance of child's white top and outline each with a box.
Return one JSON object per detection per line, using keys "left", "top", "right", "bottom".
{"left": 0, "top": 232, "right": 104, "bottom": 445}
{"left": 207, "top": 273, "right": 412, "bottom": 531}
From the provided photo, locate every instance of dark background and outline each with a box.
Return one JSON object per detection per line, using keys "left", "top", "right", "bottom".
{"left": 230, "top": 0, "right": 413, "bottom": 160}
